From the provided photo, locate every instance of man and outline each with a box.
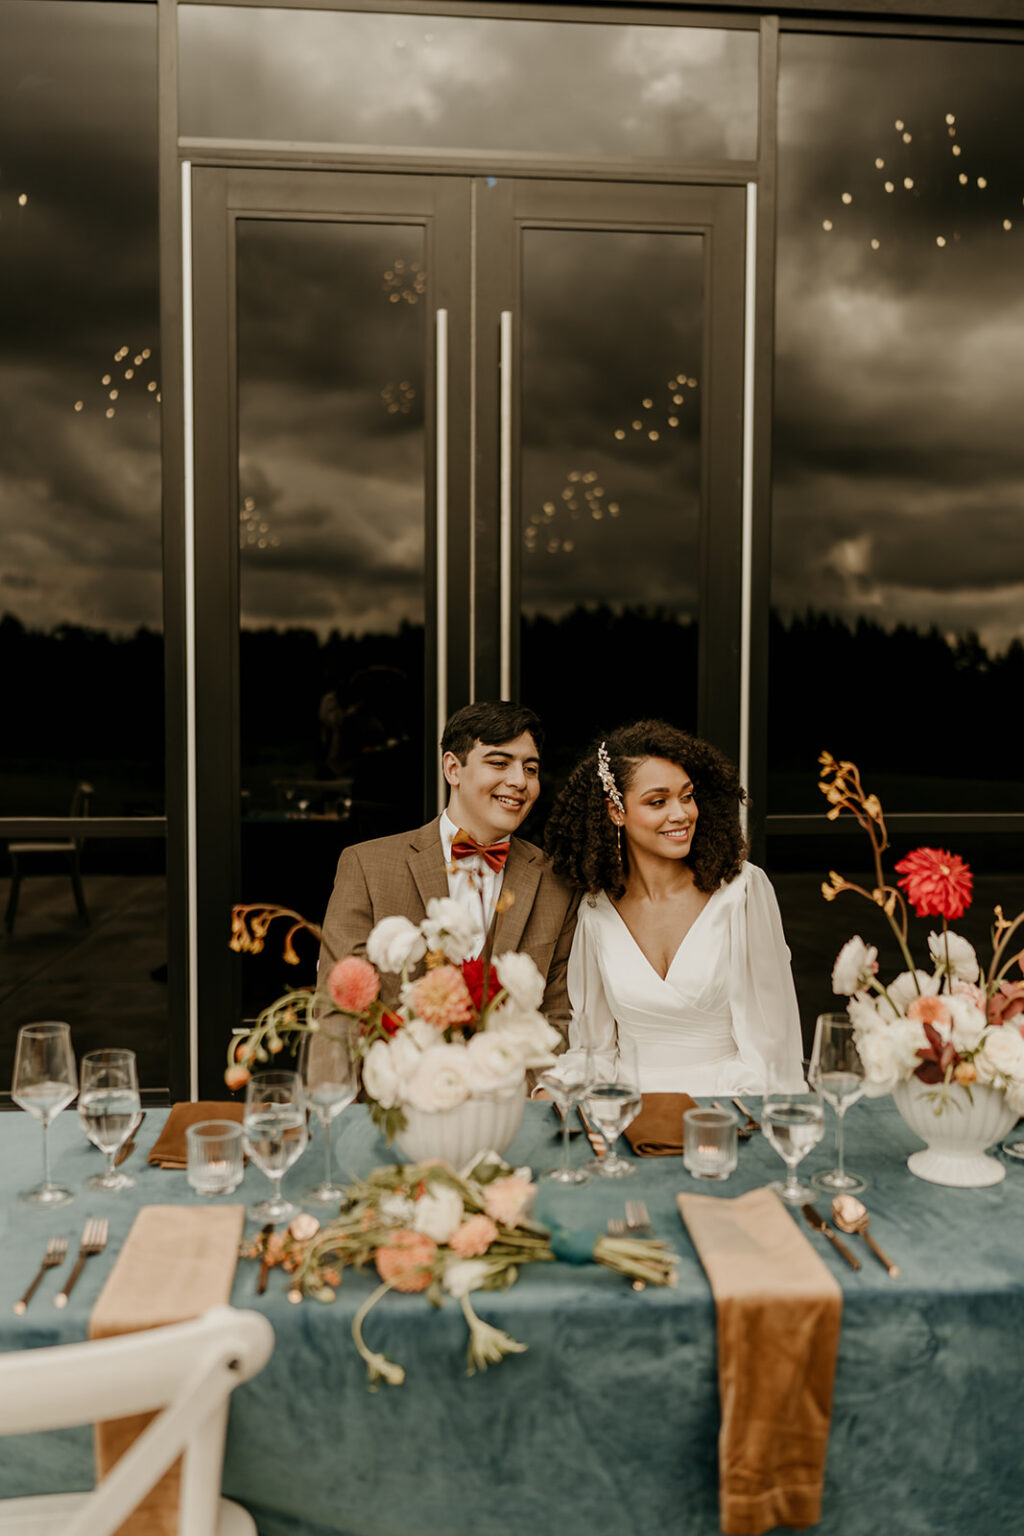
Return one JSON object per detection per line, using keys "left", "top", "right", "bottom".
{"left": 319, "top": 701, "right": 578, "bottom": 1020}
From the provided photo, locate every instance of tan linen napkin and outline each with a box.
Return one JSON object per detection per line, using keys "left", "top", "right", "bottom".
{"left": 147, "top": 1101, "right": 244, "bottom": 1168}
{"left": 89, "top": 1203, "right": 245, "bottom": 1536}
{"left": 677, "top": 1188, "right": 842, "bottom": 1535}
{"left": 625, "top": 1092, "right": 698, "bottom": 1156}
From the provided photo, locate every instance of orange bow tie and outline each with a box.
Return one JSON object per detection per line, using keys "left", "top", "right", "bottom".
{"left": 450, "top": 830, "right": 511, "bottom": 873}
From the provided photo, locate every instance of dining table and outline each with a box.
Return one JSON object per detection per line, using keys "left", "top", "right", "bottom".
{"left": 1, "top": 1095, "right": 1023, "bottom": 1536}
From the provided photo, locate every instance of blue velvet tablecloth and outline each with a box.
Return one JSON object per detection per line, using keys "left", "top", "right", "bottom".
{"left": 2, "top": 1098, "right": 1024, "bottom": 1536}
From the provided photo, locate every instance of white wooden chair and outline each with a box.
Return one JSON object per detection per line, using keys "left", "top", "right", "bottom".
{"left": 0, "top": 1306, "right": 274, "bottom": 1536}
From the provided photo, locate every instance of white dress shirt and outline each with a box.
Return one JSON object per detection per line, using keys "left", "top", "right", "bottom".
{"left": 440, "top": 809, "right": 507, "bottom": 960}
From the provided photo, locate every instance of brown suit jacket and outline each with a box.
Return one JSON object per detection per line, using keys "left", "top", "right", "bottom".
{"left": 319, "top": 816, "right": 579, "bottom": 1024}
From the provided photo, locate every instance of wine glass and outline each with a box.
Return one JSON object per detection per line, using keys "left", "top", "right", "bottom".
{"left": 12, "top": 1021, "right": 78, "bottom": 1206}
{"left": 762, "top": 1068, "right": 825, "bottom": 1204}
{"left": 809, "top": 1013, "right": 867, "bottom": 1194}
{"left": 583, "top": 1038, "right": 642, "bottom": 1180}
{"left": 243, "top": 1070, "right": 308, "bottom": 1223}
{"left": 78, "top": 1049, "right": 141, "bottom": 1192}
{"left": 538, "top": 1047, "right": 595, "bottom": 1185}
{"left": 298, "top": 1025, "right": 360, "bottom": 1206}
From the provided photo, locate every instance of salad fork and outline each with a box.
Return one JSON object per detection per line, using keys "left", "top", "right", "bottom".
{"left": 54, "top": 1218, "right": 108, "bottom": 1308}
{"left": 14, "top": 1236, "right": 68, "bottom": 1315}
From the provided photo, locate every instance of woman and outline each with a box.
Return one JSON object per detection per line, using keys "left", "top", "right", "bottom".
{"left": 544, "top": 720, "right": 804, "bottom": 1094}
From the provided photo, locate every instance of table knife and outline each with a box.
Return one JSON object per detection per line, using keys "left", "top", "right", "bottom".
{"left": 256, "top": 1224, "right": 275, "bottom": 1295}
{"left": 801, "top": 1204, "right": 861, "bottom": 1270}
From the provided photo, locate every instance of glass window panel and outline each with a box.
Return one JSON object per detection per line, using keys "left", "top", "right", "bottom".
{"left": 0, "top": 0, "right": 166, "bottom": 1089}
{"left": 236, "top": 219, "right": 426, "bottom": 1004}
{"left": 772, "top": 34, "right": 1024, "bottom": 816}
{"left": 179, "top": 8, "right": 757, "bottom": 162}
{"left": 520, "top": 228, "right": 703, "bottom": 789}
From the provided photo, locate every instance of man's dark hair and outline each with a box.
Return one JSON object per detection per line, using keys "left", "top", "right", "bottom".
{"left": 441, "top": 701, "right": 545, "bottom": 763}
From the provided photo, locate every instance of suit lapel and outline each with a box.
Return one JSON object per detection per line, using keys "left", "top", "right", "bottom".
{"left": 491, "top": 839, "right": 540, "bottom": 955}
{"left": 407, "top": 819, "right": 449, "bottom": 917}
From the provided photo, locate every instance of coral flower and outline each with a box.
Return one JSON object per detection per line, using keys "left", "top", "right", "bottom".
{"left": 407, "top": 965, "right": 475, "bottom": 1030}
{"left": 482, "top": 1175, "right": 534, "bottom": 1229}
{"left": 450, "top": 1215, "right": 499, "bottom": 1258}
{"left": 327, "top": 955, "right": 380, "bottom": 1013}
{"left": 988, "top": 980, "right": 1024, "bottom": 1029}
{"left": 375, "top": 1230, "right": 437, "bottom": 1293}
{"left": 907, "top": 995, "right": 952, "bottom": 1029}
{"left": 895, "top": 848, "right": 973, "bottom": 921}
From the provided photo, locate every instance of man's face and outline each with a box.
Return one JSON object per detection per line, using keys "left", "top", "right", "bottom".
{"left": 443, "top": 732, "right": 541, "bottom": 843}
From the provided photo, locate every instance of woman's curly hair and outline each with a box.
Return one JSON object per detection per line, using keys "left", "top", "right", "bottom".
{"left": 544, "top": 720, "right": 748, "bottom": 900}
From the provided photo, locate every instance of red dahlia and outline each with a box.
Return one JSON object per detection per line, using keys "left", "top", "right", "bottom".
{"left": 461, "top": 956, "right": 502, "bottom": 1012}
{"left": 895, "top": 847, "right": 973, "bottom": 921}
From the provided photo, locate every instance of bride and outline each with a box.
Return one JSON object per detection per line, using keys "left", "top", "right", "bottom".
{"left": 544, "top": 720, "right": 804, "bottom": 1095}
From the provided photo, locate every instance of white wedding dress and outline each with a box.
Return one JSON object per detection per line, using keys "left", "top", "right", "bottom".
{"left": 561, "top": 863, "right": 805, "bottom": 1095}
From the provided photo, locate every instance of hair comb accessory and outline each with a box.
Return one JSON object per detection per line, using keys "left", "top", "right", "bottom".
{"left": 597, "top": 742, "right": 625, "bottom": 814}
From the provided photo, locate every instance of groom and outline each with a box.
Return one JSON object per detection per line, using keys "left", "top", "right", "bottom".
{"left": 319, "top": 701, "right": 578, "bottom": 1021}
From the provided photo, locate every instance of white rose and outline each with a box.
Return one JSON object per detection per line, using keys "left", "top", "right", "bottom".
{"left": 378, "top": 1193, "right": 416, "bottom": 1226}
{"left": 464, "top": 1030, "right": 525, "bottom": 1098}
{"left": 421, "top": 897, "right": 478, "bottom": 964}
{"left": 976, "top": 1026, "right": 1024, "bottom": 1085}
{"left": 856, "top": 1030, "right": 902, "bottom": 1093}
{"left": 886, "top": 970, "right": 939, "bottom": 1016}
{"left": 404, "top": 1043, "right": 473, "bottom": 1112}
{"left": 366, "top": 915, "right": 427, "bottom": 974}
{"left": 362, "top": 1033, "right": 421, "bottom": 1108}
{"left": 927, "top": 930, "right": 979, "bottom": 984}
{"left": 493, "top": 951, "right": 546, "bottom": 1013}
{"left": 412, "top": 1185, "right": 464, "bottom": 1243}
{"left": 487, "top": 1010, "right": 561, "bottom": 1068}
{"left": 947, "top": 996, "right": 987, "bottom": 1054}
{"left": 831, "top": 936, "right": 879, "bottom": 996}
{"left": 442, "top": 1258, "right": 490, "bottom": 1298}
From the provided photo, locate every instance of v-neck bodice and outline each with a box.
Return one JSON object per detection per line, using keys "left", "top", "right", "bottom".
{"left": 605, "top": 887, "right": 717, "bottom": 984}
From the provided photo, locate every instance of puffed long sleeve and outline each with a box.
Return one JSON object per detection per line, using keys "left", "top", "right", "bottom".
{"left": 728, "top": 864, "right": 806, "bottom": 1091}
{"left": 542, "top": 902, "right": 619, "bottom": 1084}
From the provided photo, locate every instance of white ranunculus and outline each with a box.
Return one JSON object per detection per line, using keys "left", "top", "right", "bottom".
{"left": 362, "top": 1032, "right": 421, "bottom": 1108}
{"left": 831, "top": 936, "right": 879, "bottom": 996}
{"left": 886, "top": 970, "right": 940, "bottom": 1015}
{"left": 442, "top": 1258, "right": 490, "bottom": 1298}
{"left": 405, "top": 1016, "right": 437, "bottom": 1051}
{"left": 927, "top": 930, "right": 979, "bottom": 983}
{"left": 493, "top": 951, "right": 545, "bottom": 1013}
{"left": 947, "top": 995, "right": 987, "bottom": 1054}
{"left": 855, "top": 1029, "right": 901, "bottom": 1094}
{"left": 412, "top": 1185, "right": 464, "bottom": 1243}
{"left": 421, "top": 897, "right": 478, "bottom": 964}
{"left": 848, "top": 996, "right": 885, "bottom": 1034}
{"left": 487, "top": 1010, "right": 562, "bottom": 1068}
{"left": 976, "top": 1026, "right": 1024, "bottom": 1085}
{"left": 366, "top": 915, "right": 427, "bottom": 974}
{"left": 404, "top": 1043, "right": 474, "bottom": 1112}
{"left": 464, "top": 1030, "right": 525, "bottom": 1098}
{"left": 378, "top": 1193, "right": 416, "bottom": 1226}
{"left": 890, "top": 1015, "right": 929, "bottom": 1074}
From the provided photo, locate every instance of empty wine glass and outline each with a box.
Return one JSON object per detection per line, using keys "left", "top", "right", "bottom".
{"left": 538, "top": 1047, "right": 594, "bottom": 1185}
{"left": 298, "top": 1025, "right": 360, "bottom": 1206}
{"left": 583, "top": 1038, "right": 642, "bottom": 1179}
{"left": 762, "top": 1069, "right": 825, "bottom": 1204}
{"left": 809, "top": 1013, "right": 867, "bottom": 1194}
{"left": 12, "top": 1021, "right": 78, "bottom": 1206}
{"left": 79, "top": 1049, "right": 141, "bottom": 1191}
{"left": 243, "top": 1069, "right": 307, "bottom": 1223}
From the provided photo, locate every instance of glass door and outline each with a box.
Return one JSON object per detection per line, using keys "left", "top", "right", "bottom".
{"left": 474, "top": 179, "right": 748, "bottom": 804}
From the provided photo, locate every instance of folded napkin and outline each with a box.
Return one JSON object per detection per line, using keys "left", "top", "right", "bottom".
{"left": 89, "top": 1203, "right": 245, "bottom": 1536}
{"left": 677, "top": 1188, "right": 842, "bottom": 1535}
{"left": 147, "top": 1101, "right": 244, "bottom": 1168}
{"left": 625, "top": 1092, "right": 698, "bottom": 1156}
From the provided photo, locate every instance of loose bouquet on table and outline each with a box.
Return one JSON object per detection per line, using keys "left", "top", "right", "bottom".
{"left": 226, "top": 897, "right": 562, "bottom": 1138}
{"left": 819, "top": 751, "right": 1024, "bottom": 1113}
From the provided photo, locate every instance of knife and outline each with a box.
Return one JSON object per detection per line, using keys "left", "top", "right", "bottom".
{"left": 256, "top": 1223, "right": 276, "bottom": 1295}
{"left": 801, "top": 1204, "right": 861, "bottom": 1270}
{"left": 114, "top": 1111, "right": 146, "bottom": 1168}
{"left": 577, "top": 1104, "right": 606, "bottom": 1156}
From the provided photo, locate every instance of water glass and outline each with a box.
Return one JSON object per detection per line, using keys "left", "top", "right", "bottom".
{"left": 538, "top": 1044, "right": 594, "bottom": 1185}
{"left": 79, "top": 1049, "right": 141, "bottom": 1191}
{"left": 683, "top": 1107, "right": 738, "bottom": 1181}
{"left": 583, "top": 1038, "right": 642, "bottom": 1179}
{"left": 243, "top": 1070, "right": 307, "bottom": 1223}
{"left": 12, "top": 1021, "right": 78, "bottom": 1206}
{"left": 809, "top": 1013, "right": 867, "bottom": 1194}
{"left": 298, "top": 1026, "right": 360, "bottom": 1206}
{"left": 186, "top": 1120, "right": 245, "bottom": 1196}
{"left": 762, "top": 1077, "right": 825, "bottom": 1203}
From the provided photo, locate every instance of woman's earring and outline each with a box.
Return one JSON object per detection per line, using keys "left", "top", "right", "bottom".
{"left": 615, "top": 823, "right": 623, "bottom": 862}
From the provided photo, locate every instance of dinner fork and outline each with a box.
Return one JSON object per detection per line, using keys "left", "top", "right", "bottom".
{"left": 14, "top": 1236, "right": 68, "bottom": 1315}
{"left": 625, "top": 1200, "right": 652, "bottom": 1236}
{"left": 54, "top": 1218, "right": 108, "bottom": 1308}
{"left": 732, "top": 1098, "right": 761, "bottom": 1133}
